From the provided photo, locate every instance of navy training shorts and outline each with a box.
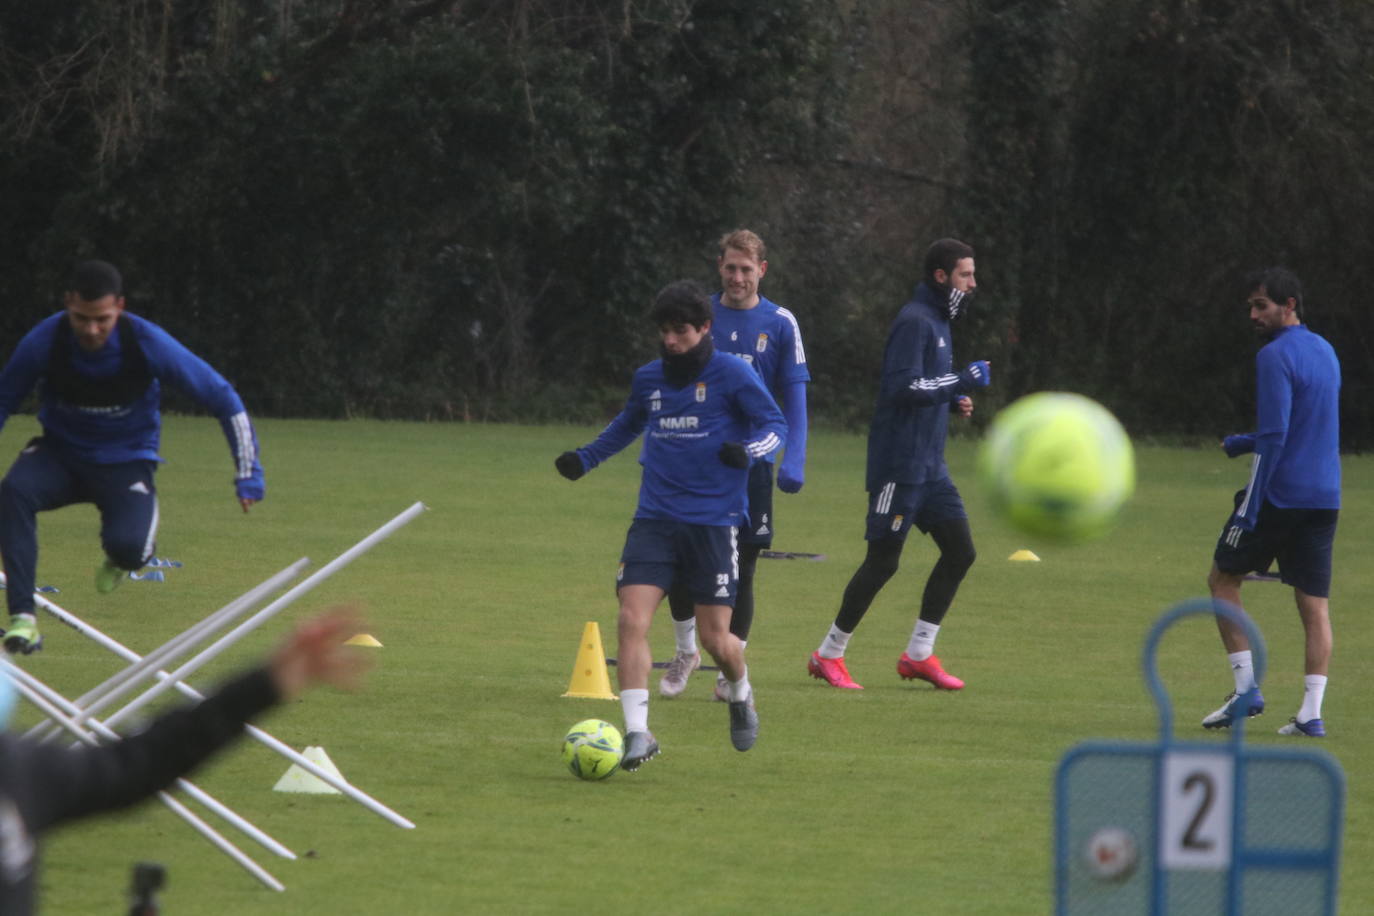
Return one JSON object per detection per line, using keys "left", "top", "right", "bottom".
{"left": 864, "top": 476, "right": 967, "bottom": 542}
{"left": 617, "top": 518, "right": 739, "bottom": 606}
{"left": 1214, "top": 490, "right": 1338, "bottom": 598}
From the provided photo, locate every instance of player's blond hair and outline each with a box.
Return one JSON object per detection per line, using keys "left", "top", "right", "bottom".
{"left": 718, "top": 229, "right": 766, "bottom": 262}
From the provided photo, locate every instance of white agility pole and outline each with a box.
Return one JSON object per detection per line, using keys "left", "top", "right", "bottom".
{"left": 30, "top": 589, "right": 417, "bottom": 831}
{"left": 0, "top": 660, "right": 287, "bottom": 891}
{"left": 73, "top": 557, "right": 310, "bottom": 716}
{"left": 40, "top": 502, "right": 426, "bottom": 828}
{"left": 19, "top": 558, "right": 311, "bottom": 742}
{"left": 103, "top": 501, "right": 426, "bottom": 731}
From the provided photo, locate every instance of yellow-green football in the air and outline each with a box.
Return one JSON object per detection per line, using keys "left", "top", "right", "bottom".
{"left": 561, "top": 719, "right": 623, "bottom": 781}
{"left": 977, "top": 392, "right": 1135, "bottom": 542}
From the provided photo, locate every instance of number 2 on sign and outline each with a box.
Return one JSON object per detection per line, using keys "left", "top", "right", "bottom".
{"left": 1160, "top": 751, "right": 1234, "bottom": 870}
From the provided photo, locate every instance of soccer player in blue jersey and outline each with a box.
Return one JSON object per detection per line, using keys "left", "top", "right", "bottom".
{"left": 1201, "top": 267, "right": 1341, "bottom": 738}
{"left": 660, "top": 229, "right": 810, "bottom": 702}
{"left": 0, "top": 261, "right": 264, "bottom": 654}
{"left": 808, "top": 238, "right": 990, "bottom": 691}
{"left": 555, "top": 280, "right": 787, "bottom": 770}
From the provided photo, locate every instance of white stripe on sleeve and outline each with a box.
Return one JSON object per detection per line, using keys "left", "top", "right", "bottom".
{"left": 777, "top": 306, "right": 807, "bottom": 365}
{"left": 229, "top": 411, "right": 256, "bottom": 477}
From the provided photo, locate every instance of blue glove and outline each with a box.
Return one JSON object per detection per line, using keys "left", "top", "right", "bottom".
{"left": 1222, "top": 434, "right": 1255, "bottom": 458}
{"left": 777, "top": 462, "right": 804, "bottom": 493}
{"left": 958, "top": 361, "right": 991, "bottom": 390}
{"left": 1226, "top": 511, "right": 1256, "bottom": 537}
{"left": 235, "top": 474, "right": 265, "bottom": 502}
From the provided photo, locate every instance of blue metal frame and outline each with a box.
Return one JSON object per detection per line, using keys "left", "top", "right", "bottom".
{"left": 1054, "top": 598, "right": 1345, "bottom": 915}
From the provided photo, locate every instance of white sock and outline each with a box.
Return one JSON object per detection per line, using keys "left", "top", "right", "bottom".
{"left": 1227, "top": 650, "right": 1256, "bottom": 693}
{"left": 1298, "top": 674, "right": 1327, "bottom": 722}
{"left": 728, "top": 666, "right": 752, "bottom": 703}
{"left": 672, "top": 618, "right": 698, "bottom": 656}
{"left": 906, "top": 620, "right": 940, "bottom": 661}
{"left": 621, "top": 688, "right": 649, "bottom": 734}
{"left": 817, "top": 624, "right": 852, "bottom": 659}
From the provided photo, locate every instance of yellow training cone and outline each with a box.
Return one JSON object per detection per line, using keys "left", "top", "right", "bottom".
{"left": 345, "top": 633, "right": 383, "bottom": 647}
{"left": 562, "top": 621, "right": 618, "bottom": 699}
{"left": 1009, "top": 549, "right": 1041, "bottom": 562}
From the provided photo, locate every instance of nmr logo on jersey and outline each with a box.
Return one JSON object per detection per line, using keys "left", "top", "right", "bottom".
{"left": 659, "top": 416, "right": 700, "bottom": 430}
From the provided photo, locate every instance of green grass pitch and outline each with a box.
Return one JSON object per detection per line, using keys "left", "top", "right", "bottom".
{"left": 2, "top": 416, "right": 1369, "bottom": 914}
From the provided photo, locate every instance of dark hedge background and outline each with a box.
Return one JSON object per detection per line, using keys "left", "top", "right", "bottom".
{"left": 3, "top": 1, "right": 1370, "bottom": 446}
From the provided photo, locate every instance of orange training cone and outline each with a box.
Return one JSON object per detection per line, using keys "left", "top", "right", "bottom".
{"left": 562, "top": 621, "right": 618, "bottom": 699}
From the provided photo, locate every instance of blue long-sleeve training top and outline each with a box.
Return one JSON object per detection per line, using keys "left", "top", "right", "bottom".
{"left": 865, "top": 282, "right": 981, "bottom": 491}
{"left": 1231, "top": 324, "right": 1341, "bottom": 524}
{"left": 574, "top": 351, "right": 787, "bottom": 527}
{"left": 709, "top": 293, "right": 810, "bottom": 470}
{"left": 0, "top": 312, "right": 263, "bottom": 494}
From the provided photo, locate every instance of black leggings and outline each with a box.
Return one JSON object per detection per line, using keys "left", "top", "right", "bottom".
{"left": 834, "top": 518, "right": 975, "bottom": 633}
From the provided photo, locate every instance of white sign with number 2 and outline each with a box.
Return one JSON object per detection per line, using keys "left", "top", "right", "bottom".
{"left": 1160, "top": 751, "right": 1235, "bottom": 870}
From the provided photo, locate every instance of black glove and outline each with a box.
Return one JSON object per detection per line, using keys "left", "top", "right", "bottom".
{"left": 718, "top": 442, "right": 750, "bottom": 469}
{"left": 555, "top": 451, "right": 585, "bottom": 480}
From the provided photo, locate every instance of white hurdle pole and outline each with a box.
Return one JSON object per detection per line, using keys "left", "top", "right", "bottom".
{"left": 74, "top": 559, "right": 309, "bottom": 732}
{"left": 19, "top": 559, "right": 311, "bottom": 742}
{"left": 30, "top": 591, "right": 417, "bottom": 831}
{"left": 42, "top": 502, "right": 426, "bottom": 829}
{"left": 1, "top": 659, "right": 287, "bottom": 891}
{"left": 103, "top": 501, "right": 426, "bottom": 731}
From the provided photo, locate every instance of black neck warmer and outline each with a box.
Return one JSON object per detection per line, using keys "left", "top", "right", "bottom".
{"left": 943, "top": 285, "right": 973, "bottom": 320}
{"left": 47, "top": 314, "right": 153, "bottom": 407}
{"left": 660, "top": 334, "right": 715, "bottom": 387}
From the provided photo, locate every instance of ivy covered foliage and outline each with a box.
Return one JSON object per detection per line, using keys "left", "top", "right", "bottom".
{"left": 1, "top": 0, "right": 850, "bottom": 420}
{"left": 3, "top": 1, "right": 1373, "bottom": 446}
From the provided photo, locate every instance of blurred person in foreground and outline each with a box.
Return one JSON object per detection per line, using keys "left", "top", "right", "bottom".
{"left": 0, "top": 607, "right": 370, "bottom": 913}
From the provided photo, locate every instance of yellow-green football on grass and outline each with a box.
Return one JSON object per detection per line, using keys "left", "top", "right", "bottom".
{"left": 977, "top": 392, "right": 1135, "bottom": 542}
{"left": 561, "top": 719, "right": 623, "bottom": 780}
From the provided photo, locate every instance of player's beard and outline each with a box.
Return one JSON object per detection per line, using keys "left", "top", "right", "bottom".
{"left": 660, "top": 334, "right": 715, "bottom": 387}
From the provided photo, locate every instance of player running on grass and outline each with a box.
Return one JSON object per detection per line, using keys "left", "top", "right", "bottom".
{"left": 0, "top": 261, "right": 264, "bottom": 655}
{"left": 660, "top": 229, "right": 810, "bottom": 702}
{"left": 1202, "top": 267, "right": 1340, "bottom": 738}
{"left": 808, "top": 238, "right": 990, "bottom": 691}
{"left": 555, "top": 280, "right": 786, "bottom": 770}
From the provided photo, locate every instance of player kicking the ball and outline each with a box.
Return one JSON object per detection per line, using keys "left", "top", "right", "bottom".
{"left": 555, "top": 280, "right": 786, "bottom": 770}
{"left": 808, "top": 238, "right": 990, "bottom": 691}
